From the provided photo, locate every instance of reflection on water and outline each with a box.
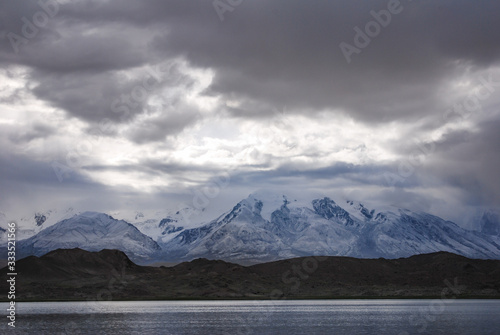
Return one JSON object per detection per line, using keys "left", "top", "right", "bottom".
{"left": 2, "top": 299, "right": 499, "bottom": 334}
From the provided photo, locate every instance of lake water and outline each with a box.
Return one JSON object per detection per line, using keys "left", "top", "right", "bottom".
{"left": 2, "top": 299, "right": 499, "bottom": 334}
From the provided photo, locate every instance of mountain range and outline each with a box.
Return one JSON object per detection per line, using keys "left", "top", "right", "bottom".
{"left": 3, "top": 193, "right": 500, "bottom": 264}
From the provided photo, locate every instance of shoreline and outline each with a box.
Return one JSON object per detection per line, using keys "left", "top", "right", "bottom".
{"left": 2, "top": 296, "right": 500, "bottom": 303}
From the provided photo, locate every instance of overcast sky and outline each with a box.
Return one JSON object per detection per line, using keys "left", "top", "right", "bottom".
{"left": 1, "top": 0, "right": 499, "bottom": 224}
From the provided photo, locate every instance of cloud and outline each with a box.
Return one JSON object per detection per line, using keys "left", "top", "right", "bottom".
{"left": 8, "top": 122, "right": 56, "bottom": 143}
{"left": 428, "top": 118, "right": 500, "bottom": 206}
{"left": 0, "top": 0, "right": 499, "bottom": 223}
{"left": 3, "top": 0, "right": 500, "bottom": 126}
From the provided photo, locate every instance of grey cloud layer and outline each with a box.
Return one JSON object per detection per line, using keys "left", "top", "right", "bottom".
{"left": 4, "top": 1, "right": 500, "bottom": 124}
{"left": 1, "top": 0, "right": 499, "bottom": 217}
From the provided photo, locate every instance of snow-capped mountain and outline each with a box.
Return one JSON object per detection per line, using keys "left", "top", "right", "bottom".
{"left": 16, "top": 211, "right": 161, "bottom": 263}
{"left": 158, "top": 194, "right": 500, "bottom": 264}
{"left": 9, "top": 192, "right": 500, "bottom": 265}
{"left": 0, "top": 208, "right": 80, "bottom": 242}
{"left": 161, "top": 196, "right": 290, "bottom": 263}
{"left": 108, "top": 206, "right": 210, "bottom": 245}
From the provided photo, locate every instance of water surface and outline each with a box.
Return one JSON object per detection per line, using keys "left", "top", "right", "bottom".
{"left": 2, "top": 299, "right": 499, "bottom": 334}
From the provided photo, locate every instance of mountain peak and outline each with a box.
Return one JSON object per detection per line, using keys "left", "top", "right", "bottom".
{"left": 79, "top": 211, "right": 114, "bottom": 220}
{"left": 34, "top": 212, "right": 47, "bottom": 226}
{"left": 17, "top": 211, "right": 161, "bottom": 264}
{"left": 240, "top": 196, "right": 264, "bottom": 216}
{"left": 312, "top": 197, "right": 355, "bottom": 226}
{"left": 346, "top": 200, "right": 375, "bottom": 220}
{"left": 12, "top": 193, "right": 500, "bottom": 265}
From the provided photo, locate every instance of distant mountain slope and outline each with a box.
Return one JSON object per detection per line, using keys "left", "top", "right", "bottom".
{"left": 1, "top": 249, "right": 499, "bottom": 301}
{"left": 17, "top": 212, "right": 161, "bottom": 263}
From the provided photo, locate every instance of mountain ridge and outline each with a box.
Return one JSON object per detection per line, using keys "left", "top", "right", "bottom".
{"left": 6, "top": 193, "right": 500, "bottom": 265}
{"left": 157, "top": 194, "right": 500, "bottom": 264}
{"left": 1, "top": 248, "right": 499, "bottom": 301}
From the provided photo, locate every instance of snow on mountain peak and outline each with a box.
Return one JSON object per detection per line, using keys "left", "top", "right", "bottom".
{"left": 239, "top": 196, "right": 264, "bottom": 216}
{"left": 17, "top": 211, "right": 161, "bottom": 264}
{"left": 312, "top": 197, "right": 356, "bottom": 226}
{"left": 79, "top": 211, "right": 113, "bottom": 220}
{"left": 8, "top": 191, "right": 500, "bottom": 265}
{"left": 247, "top": 191, "right": 309, "bottom": 221}
{"left": 0, "top": 207, "right": 80, "bottom": 242}
{"left": 345, "top": 200, "right": 376, "bottom": 221}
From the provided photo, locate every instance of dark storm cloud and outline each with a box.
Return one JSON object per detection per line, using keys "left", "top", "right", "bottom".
{"left": 0, "top": 152, "right": 185, "bottom": 214}
{"left": 2, "top": 27, "right": 147, "bottom": 73}
{"left": 1, "top": 0, "right": 499, "bottom": 215}
{"left": 226, "top": 161, "right": 421, "bottom": 191}
{"left": 151, "top": 0, "right": 500, "bottom": 123}
{"left": 0, "top": 1, "right": 147, "bottom": 70}
{"left": 0, "top": 151, "right": 108, "bottom": 212}
{"left": 25, "top": 61, "right": 193, "bottom": 130}
{"left": 2, "top": 0, "right": 500, "bottom": 126}
{"left": 0, "top": 152, "right": 91, "bottom": 188}
{"left": 0, "top": 0, "right": 498, "bottom": 143}
{"left": 426, "top": 119, "right": 500, "bottom": 206}
{"left": 125, "top": 102, "right": 200, "bottom": 144}
{"left": 0, "top": 0, "right": 198, "bottom": 135}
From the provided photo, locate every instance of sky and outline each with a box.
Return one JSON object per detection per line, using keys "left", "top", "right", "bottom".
{"left": 1, "top": 0, "right": 500, "bottom": 225}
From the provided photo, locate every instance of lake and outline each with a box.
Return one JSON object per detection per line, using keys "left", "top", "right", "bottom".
{"left": 2, "top": 299, "right": 499, "bottom": 334}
